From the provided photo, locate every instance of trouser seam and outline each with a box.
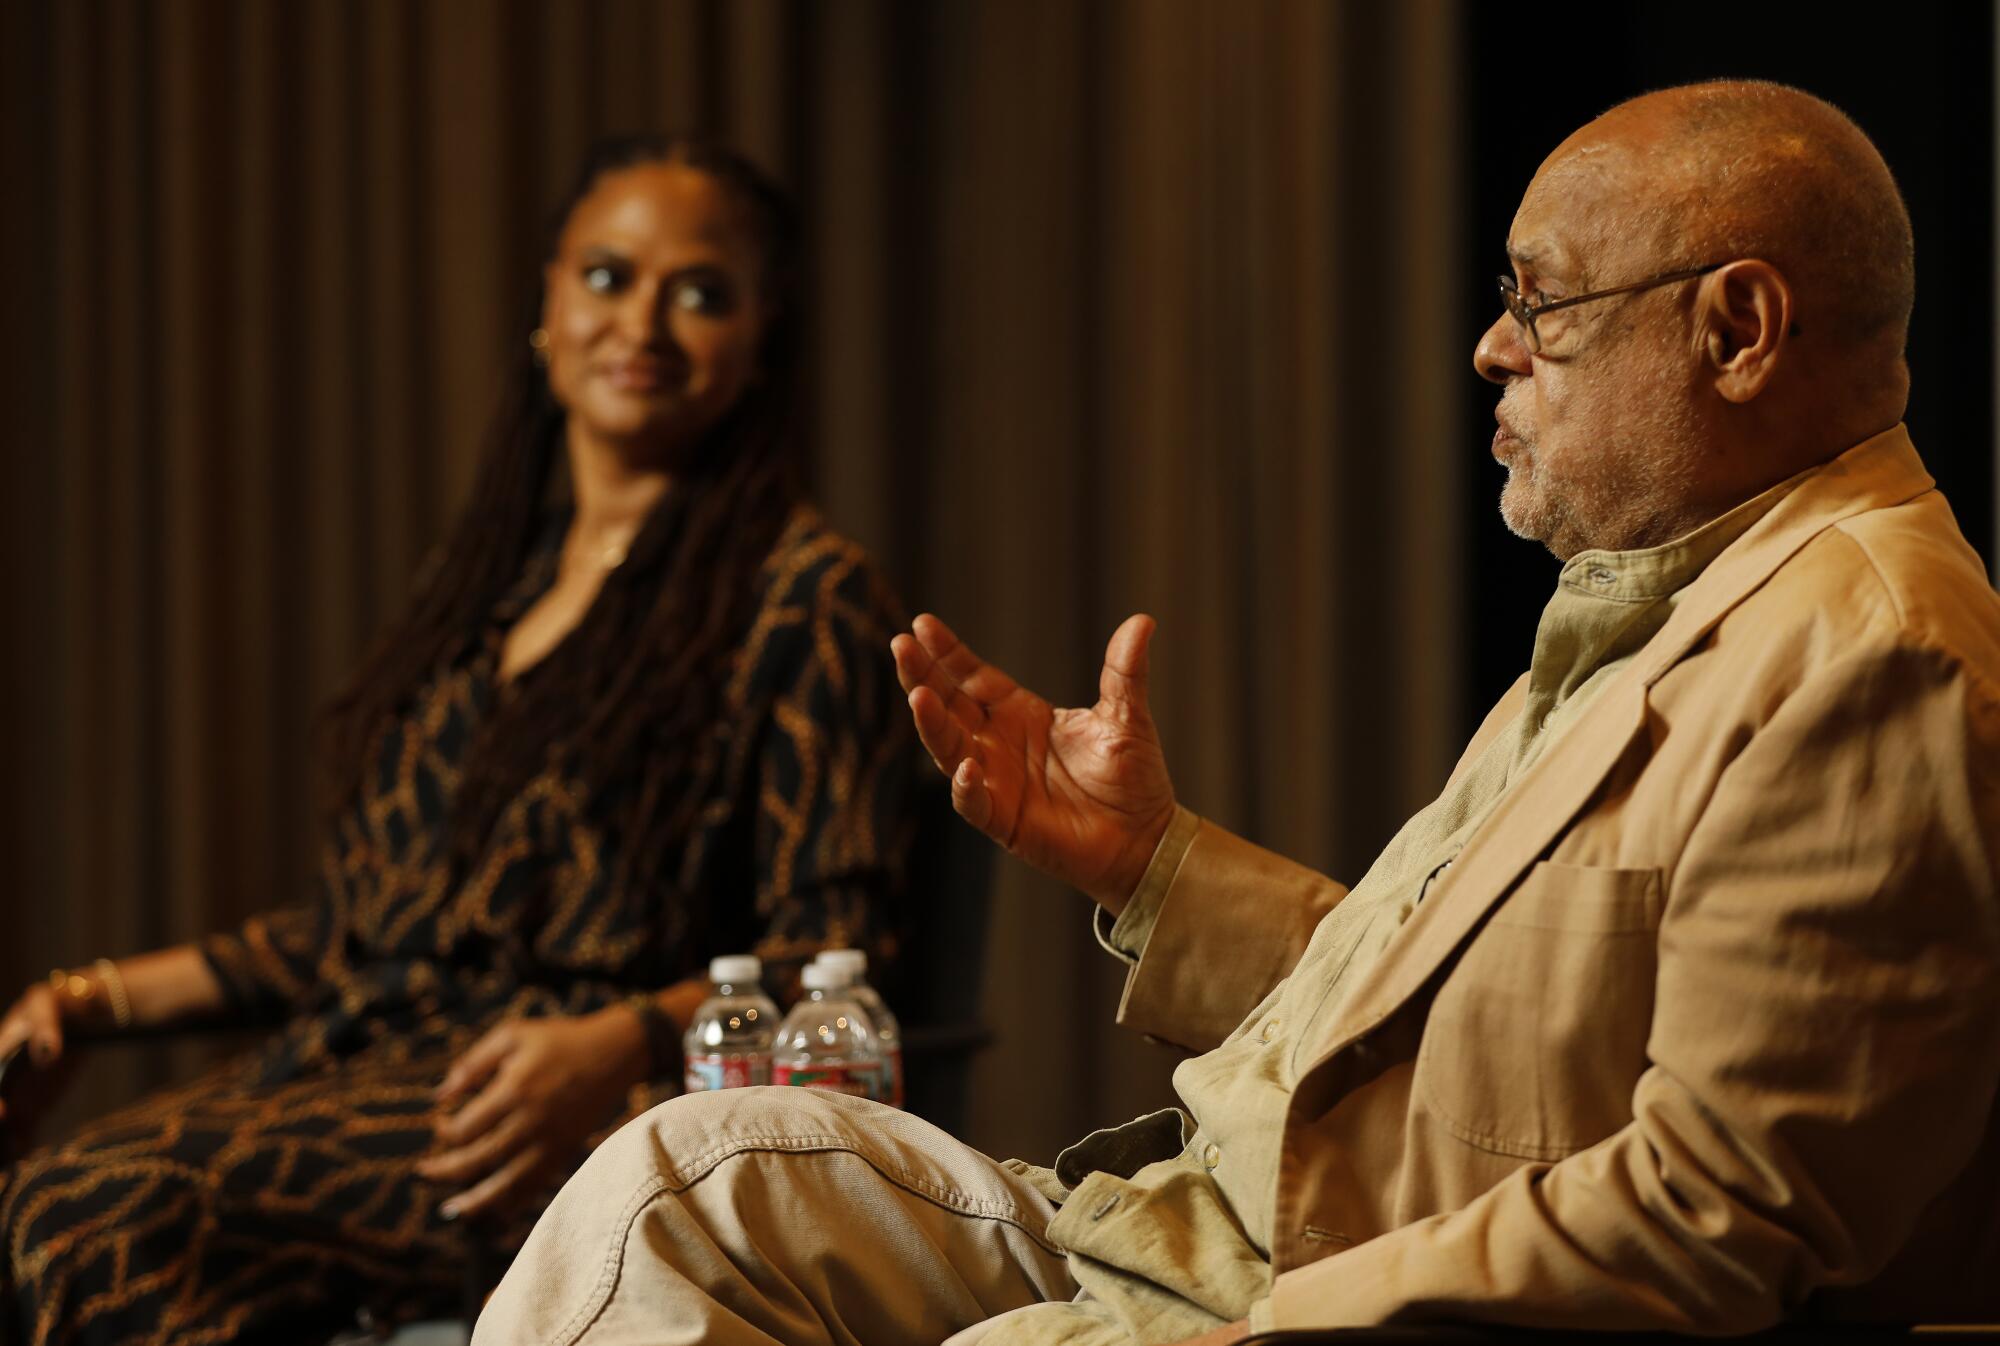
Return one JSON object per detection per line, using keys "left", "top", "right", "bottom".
{"left": 548, "top": 1173, "right": 670, "bottom": 1346}
{"left": 671, "top": 1133, "right": 1067, "bottom": 1256}
{"left": 545, "top": 1131, "right": 1067, "bottom": 1344}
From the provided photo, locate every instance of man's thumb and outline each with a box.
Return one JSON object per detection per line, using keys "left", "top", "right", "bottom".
{"left": 1099, "top": 614, "right": 1157, "bottom": 717}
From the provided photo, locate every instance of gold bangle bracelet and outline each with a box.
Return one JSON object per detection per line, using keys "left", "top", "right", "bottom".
{"left": 92, "top": 959, "right": 133, "bottom": 1030}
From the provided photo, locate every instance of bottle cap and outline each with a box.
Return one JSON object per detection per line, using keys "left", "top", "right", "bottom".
{"left": 801, "top": 962, "right": 851, "bottom": 991}
{"left": 709, "top": 954, "right": 762, "bottom": 985}
{"left": 814, "top": 949, "right": 867, "bottom": 978}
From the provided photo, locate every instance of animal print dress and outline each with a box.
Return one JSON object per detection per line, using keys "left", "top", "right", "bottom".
{"left": 1, "top": 506, "right": 915, "bottom": 1345}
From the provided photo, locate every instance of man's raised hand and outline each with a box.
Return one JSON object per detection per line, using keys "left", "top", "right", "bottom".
{"left": 891, "top": 613, "right": 1177, "bottom": 912}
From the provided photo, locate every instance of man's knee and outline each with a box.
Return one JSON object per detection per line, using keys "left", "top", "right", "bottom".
{"left": 578, "top": 1086, "right": 896, "bottom": 1198}
{"left": 640, "top": 1084, "right": 893, "bottom": 1146}
{"left": 526, "top": 1086, "right": 919, "bottom": 1279}
{"left": 481, "top": 1090, "right": 1070, "bottom": 1346}
{"left": 522, "top": 1084, "right": 1062, "bottom": 1283}
{"left": 604, "top": 1087, "right": 976, "bottom": 1190}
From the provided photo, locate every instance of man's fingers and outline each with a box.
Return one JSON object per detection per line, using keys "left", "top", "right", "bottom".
{"left": 910, "top": 613, "right": 980, "bottom": 680}
{"left": 1099, "top": 614, "right": 1159, "bottom": 721}
{"left": 909, "top": 687, "right": 974, "bottom": 774}
{"left": 952, "top": 759, "right": 997, "bottom": 836}
{"left": 912, "top": 614, "right": 1018, "bottom": 702}
{"left": 890, "top": 632, "right": 931, "bottom": 696}
{"left": 441, "top": 1144, "right": 547, "bottom": 1221}
{"left": 898, "top": 637, "right": 984, "bottom": 736}
{"left": 901, "top": 620, "right": 998, "bottom": 731}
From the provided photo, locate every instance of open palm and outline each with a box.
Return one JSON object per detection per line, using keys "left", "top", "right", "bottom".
{"left": 891, "top": 613, "right": 1177, "bottom": 910}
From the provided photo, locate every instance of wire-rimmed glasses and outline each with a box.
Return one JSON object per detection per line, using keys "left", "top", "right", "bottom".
{"left": 1498, "top": 262, "right": 1727, "bottom": 353}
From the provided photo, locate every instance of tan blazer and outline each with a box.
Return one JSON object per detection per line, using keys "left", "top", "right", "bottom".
{"left": 1118, "top": 428, "right": 2000, "bottom": 1331}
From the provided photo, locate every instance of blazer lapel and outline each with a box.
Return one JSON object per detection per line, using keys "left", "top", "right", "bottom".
{"left": 1304, "top": 676, "right": 1649, "bottom": 1063}
{"left": 1299, "top": 426, "right": 1938, "bottom": 1070}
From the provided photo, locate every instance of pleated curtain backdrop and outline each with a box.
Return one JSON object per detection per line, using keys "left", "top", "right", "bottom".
{"left": 1, "top": 0, "right": 1463, "bottom": 1163}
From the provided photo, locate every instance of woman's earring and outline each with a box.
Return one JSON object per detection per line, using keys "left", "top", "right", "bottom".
{"left": 528, "top": 328, "right": 552, "bottom": 368}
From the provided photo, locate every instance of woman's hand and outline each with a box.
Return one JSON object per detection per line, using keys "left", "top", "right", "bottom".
{"left": 892, "top": 613, "right": 1178, "bottom": 913}
{"left": 419, "top": 1007, "right": 651, "bottom": 1220}
{"left": 0, "top": 981, "right": 82, "bottom": 1137}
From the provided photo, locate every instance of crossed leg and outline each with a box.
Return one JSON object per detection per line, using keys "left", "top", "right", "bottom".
{"left": 473, "top": 1088, "right": 1078, "bottom": 1346}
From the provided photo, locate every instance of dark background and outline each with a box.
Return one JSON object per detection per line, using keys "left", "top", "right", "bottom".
{"left": 1460, "top": 2, "right": 1997, "bottom": 720}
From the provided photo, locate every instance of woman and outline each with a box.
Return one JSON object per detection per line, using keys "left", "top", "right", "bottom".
{"left": 0, "top": 136, "right": 915, "bottom": 1343}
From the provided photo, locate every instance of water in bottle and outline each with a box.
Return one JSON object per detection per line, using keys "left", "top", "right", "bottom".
{"left": 772, "top": 962, "right": 880, "bottom": 1096}
{"left": 812, "top": 948, "right": 903, "bottom": 1109}
{"left": 682, "top": 954, "right": 780, "bottom": 1093}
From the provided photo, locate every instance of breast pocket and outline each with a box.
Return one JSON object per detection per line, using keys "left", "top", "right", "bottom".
{"left": 1416, "top": 861, "right": 1663, "bottom": 1161}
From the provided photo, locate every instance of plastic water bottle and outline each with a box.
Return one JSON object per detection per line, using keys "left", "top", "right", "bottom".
{"left": 772, "top": 962, "right": 880, "bottom": 1097}
{"left": 813, "top": 949, "right": 903, "bottom": 1109}
{"left": 682, "top": 955, "right": 780, "bottom": 1093}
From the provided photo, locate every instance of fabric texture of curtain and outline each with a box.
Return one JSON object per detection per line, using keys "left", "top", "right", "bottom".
{"left": 1, "top": 0, "right": 1463, "bottom": 1164}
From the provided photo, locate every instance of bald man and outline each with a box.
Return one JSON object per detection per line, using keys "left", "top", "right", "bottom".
{"left": 476, "top": 82, "right": 2000, "bottom": 1346}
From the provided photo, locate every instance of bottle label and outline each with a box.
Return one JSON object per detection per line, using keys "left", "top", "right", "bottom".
{"left": 774, "top": 1062, "right": 870, "bottom": 1095}
{"left": 685, "top": 1053, "right": 771, "bottom": 1092}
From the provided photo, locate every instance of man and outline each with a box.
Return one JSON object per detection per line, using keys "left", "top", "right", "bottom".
{"left": 474, "top": 81, "right": 2000, "bottom": 1346}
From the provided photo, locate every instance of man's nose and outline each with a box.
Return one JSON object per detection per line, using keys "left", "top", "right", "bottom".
{"left": 1473, "top": 312, "right": 1530, "bottom": 384}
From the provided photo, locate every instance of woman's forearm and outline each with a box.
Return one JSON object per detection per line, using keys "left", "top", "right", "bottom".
{"left": 57, "top": 946, "right": 229, "bottom": 1034}
{"left": 615, "top": 974, "right": 712, "bottom": 1083}
{"left": 651, "top": 975, "right": 712, "bottom": 1034}
{"left": 119, "top": 946, "right": 229, "bottom": 1028}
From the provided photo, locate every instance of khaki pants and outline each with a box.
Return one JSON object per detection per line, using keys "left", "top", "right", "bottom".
{"left": 472, "top": 1088, "right": 1083, "bottom": 1346}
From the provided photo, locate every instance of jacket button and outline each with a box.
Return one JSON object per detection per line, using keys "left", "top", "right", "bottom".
{"left": 1203, "top": 1142, "right": 1222, "bottom": 1170}
{"left": 1259, "top": 1019, "right": 1279, "bottom": 1043}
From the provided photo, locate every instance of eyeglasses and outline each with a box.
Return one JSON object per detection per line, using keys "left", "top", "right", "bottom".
{"left": 1497, "top": 262, "right": 1727, "bottom": 354}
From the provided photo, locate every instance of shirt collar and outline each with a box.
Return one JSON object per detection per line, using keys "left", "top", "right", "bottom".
{"left": 1556, "top": 464, "right": 1810, "bottom": 604}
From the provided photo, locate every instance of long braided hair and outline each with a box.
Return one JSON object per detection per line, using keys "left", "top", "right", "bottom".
{"left": 318, "top": 135, "right": 804, "bottom": 913}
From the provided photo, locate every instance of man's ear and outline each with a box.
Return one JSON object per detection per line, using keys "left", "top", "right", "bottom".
{"left": 1695, "top": 259, "right": 1792, "bottom": 404}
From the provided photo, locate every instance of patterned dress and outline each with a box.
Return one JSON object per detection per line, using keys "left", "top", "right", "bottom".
{"left": 1, "top": 505, "right": 916, "bottom": 1345}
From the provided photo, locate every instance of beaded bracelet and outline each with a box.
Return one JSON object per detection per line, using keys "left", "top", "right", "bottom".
{"left": 93, "top": 959, "right": 133, "bottom": 1030}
